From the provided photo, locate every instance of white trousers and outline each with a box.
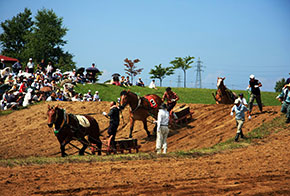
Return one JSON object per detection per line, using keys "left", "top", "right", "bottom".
{"left": 156, "top": 126, "right": 169, "bottom": 154}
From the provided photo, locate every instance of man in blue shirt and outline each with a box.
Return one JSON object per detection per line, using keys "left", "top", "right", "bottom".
{"left": 231, "top": 99, "right": 251, "bottom": 142}
{"left": 277, "top": 83, "right": 290, "bottom": 123}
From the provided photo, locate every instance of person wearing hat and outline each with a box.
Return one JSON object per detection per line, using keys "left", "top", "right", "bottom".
{"left": 162, "top": 87, "right": 179, "bottom": 112}
{"left": 247, "top": 74, "right": 263, "bottom": 114}
{"left": 155, "top": 103, "right": 170, "bottom": 154}
{"left": 27, "top": 58, "right": 34, "bottom": 74}
{"left": 231, "top": 99, "right": 251, "bottom": 142}
{"left": 93, "top": 91, "right": 100, "bottom": 101}
{"left": 277, "top": 83, "right": 290, "bottom": 123}
{"left": 102, "top": 101, "right": 120, "bottom": 153}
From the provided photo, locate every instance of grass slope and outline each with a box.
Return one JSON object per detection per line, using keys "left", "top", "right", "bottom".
{"left": 74, "top": 83, "right": 280, "bottom": 106}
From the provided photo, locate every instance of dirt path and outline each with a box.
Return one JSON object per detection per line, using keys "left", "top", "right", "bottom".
{"left": 0, "top": 102, "right": 289, "bottom": 195}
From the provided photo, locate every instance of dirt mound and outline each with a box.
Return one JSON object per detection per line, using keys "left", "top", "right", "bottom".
{"left": 0, "top": 101, "right": 281, "bottom": 159}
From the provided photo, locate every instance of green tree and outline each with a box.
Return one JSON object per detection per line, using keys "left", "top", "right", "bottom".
{"left": 274, "top": 78, "right": 285, "bottom": 92}
{"left": 124, "top": 58, "right": 143, "bottom": 84}
{"left": 149, "top": 64, "right": 174, "bottom": 87}
{"left": 0, "top": 8, "right": 33, "bottom": 62}
{"left": 170, "top": 56, "right": 195, "bottom": 88}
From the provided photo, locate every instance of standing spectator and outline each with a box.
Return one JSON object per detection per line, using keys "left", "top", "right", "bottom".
{"left": 93, "top": 91, "right": 100, "bottom": 101}
{"left": 37, "top": 59, "right": 46, "bottom": 73}
{"left": 27, "top": 58, "right": 34, "bottom": 74}
{"left": 136, "top": 77, "right": 145, "bottom": 87}
{"left": 0, "top": 59, "right": 5, "bottom": 69}
{"left": 162, "top": 87, "right": 179, "bottom": 112}
{"left": 149, "top": 80, "right": 157, "bottom": 89}
{"left": 248, "top": 74, "right": 263, "bottom": 114}
{"left": 12, "top": 60, "right": 22, "bottom": 74}
{"left": 155, "top": 103, "right": 170, "bottom": 154}
{"left": 23, "top": 88, "right": 33, "bottom": 107}
{"left": 277, "top": 83, "right": 290, "bottom": 123}
{"left": 46, "top": 61, "right": 54, "bottom": 78}
{"left": 102, "top": 101, "right": 120, "bottom": 152}
{"left": 237, "top": 93, "right": 248, "bottom": 106}
{"left": 231, "top": 99, "right": 251, "bottom": 142}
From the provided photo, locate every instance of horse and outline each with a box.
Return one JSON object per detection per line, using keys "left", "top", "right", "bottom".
{"left": 120, "top": 90, "right": 163, "bottom": 138}
{"left": 212, "top": 77, "right": 236, "bottom": 104}
{"left": 47, "top": 105, "right": 102, "bottom": 157}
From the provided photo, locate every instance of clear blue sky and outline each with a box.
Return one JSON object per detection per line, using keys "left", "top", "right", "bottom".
{"left": 1, "top": 0, "right": 289, "bottom": 91}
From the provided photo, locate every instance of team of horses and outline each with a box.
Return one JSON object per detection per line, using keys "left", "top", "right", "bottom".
{"left": 47, "top": 77, "right": 232, "bottom": 157}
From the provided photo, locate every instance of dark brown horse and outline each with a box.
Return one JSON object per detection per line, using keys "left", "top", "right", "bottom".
{"left": 120, "top": 90, "right": 162, "bottom": 138}
{"left": 212, "top": 77, "right": 236, "bottom": 104}
{"left": 47, "top": 105, "right": 102, "bottom": 157}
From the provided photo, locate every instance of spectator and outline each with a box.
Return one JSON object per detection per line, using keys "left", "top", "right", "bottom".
{"left": 155, "top": 103, "right": 170, "bottom": 154}
{"left": 136, "top": 77, "right": 145, "bottom": 87}
{"left": 277, "top": 83, "right": 290, "bottom": 123}
{"left": 0, "top": 59, "right": 5, "bottom": 69}
{"left": 120, "top": 76, "right": 126, "bottom": 86}
{"left": 12, "top": 60, "right": 22, "bottom": 74}
{"left": 19, "top": 80, "right": 27, "bottom": 93}
{"left": 149, "top": 80, "right": 157, "bottom": 89}
{"left": 71, "top": 94, "right": 80, "bottom": 101}
{"left": 46, "top": 61, "right": 54, "bottom": 78}
{"left": 46, "top": 92, "right": 57, "bottom": 101}
{"left": 247, "top": 74, "right": 263, "bottom": 114}
{"left": 27, "top": 58, "right": 34, "bottom": 74}
{"left": 125, "top": 76, "right": 132, "bottom": 86}
{"left": 93, "top": 91, "right": 100, "bottom": 101}
{"left": 37, "top": 59, "right": 46, "bottom": 73}
{"left": 23, "top": 88, "right": 33, "bottom": 107}
{"left": 84, "top": 90, "right": 93, "bottom": 101}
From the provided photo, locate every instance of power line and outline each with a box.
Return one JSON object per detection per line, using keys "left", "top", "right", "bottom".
{"left": 194, "top": 57, "right": 204, "bottom": 88}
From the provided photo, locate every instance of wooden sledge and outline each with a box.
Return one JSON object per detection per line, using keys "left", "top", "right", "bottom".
{"left": 170, "top": 105, "right": 193, "bottom": 127}
{"left": 102, "top": 137, "right": 141, "bottom": 155}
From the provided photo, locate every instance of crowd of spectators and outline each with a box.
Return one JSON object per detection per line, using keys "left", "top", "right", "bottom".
{"left": 0, "top": 58, "right": 101, "bottom": 111}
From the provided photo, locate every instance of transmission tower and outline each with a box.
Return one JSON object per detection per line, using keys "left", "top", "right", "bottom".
{"left": 194, "top": 57, "right": 204, "bottom": 88}
{"left": 177, "top": 74, "right": 181, "bottom": 88}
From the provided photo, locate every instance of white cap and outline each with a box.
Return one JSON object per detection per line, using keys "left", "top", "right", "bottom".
{"left": 249, "top": 74, "right": 255, "bottom": 79}
{"left": 234, "top": 99, "right": 240, "bottom": 104}
{"left": 29, "top": 58, "right": 32, "bottom": 61}
{"left": 1, "top": 59, "right": 4, "bottom": 61}
{"left": 88, "top": 90, "right": 91, "bottom": 92}
{"left": 95, "top": 91, "right": 98, "bottom": 93}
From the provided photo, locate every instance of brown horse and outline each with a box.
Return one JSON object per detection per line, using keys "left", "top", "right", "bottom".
{"left": 212, "top": 77, "right": 236, "bottom": 104}
{"left": 47, "top": 105, "right": 102, "bottom": 157}
{"left": 120, "top": 90, "right": 162, "bottom": 138}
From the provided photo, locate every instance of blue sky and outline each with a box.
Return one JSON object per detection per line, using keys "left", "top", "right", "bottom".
{"left": 0, "top": 0, "right": 289, "bottom": 91}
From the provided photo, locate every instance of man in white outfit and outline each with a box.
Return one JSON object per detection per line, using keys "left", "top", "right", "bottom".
{"left": 156, "top": 103, "right": 170, "bottom": 154}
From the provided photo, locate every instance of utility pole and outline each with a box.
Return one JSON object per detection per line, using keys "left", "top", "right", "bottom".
{"left": 194, "top": 57, "right": 204, "bottom": 88}
{"left": 177, "top": 74, "right": 181, "bottom": 88}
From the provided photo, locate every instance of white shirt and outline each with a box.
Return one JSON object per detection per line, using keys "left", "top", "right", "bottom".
{"left": 157, "top": 108, "right": 170, "bottom": 131}
{"left": 93, "top": 94, "right": 100, "bottom": 101}
{"left": 237, "top": 97, "right": 247, "bottom": 105}
{"left": 23, "top": 92, "right": 32, "bottom": 107}
{"left": 149, "top": 81, "right": 156, "bottom": 89}
{"left": 27, "top": 62, "right": 34, "bottom": 69}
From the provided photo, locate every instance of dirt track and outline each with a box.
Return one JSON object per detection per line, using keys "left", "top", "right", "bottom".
{"left": 0, "top": 101, "right": 289, "bottom": 195}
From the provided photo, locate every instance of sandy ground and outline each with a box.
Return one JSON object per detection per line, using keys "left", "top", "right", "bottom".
{"left": 0, "top": 101, "right": 289, "bottom": 195}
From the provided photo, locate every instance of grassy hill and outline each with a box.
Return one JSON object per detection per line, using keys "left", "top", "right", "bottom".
{"left": 74, "top": 83, "right": 281, "bottom": 106}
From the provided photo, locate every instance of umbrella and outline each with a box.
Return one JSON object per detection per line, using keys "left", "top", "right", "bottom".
{"left": 86, "top": 67, "right": 100, "bottom": 73}
{"left": 112, "top": 73, "right": 120, "bottom": 77}
{"left": 40, "top": 86, "right": 52, "bottom": 92}
{"left": 76, "top": 67, "right": 85, "bottom": 75}
{"left": 63, "top": 71, "right": 73, "bottom": 75}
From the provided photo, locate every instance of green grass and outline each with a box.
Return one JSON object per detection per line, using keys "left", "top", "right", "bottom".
{"left": 74, "top": 83, "right": 281, "bottom": 106}
{"left": 1, "top": 114, "right": 287, "bottom": 167}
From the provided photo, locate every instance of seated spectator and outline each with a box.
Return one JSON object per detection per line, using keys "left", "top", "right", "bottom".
{"left": 23, "top": 88, "right": 33, "bottom": 107}
{"left": 93, "top": 91, "right": 101, "bottom": 101}
{"left": 149, "top": 80, "right": 157, "bottom": 89}
{"left": 84, "top": 90, "right": 93, "bottom": 101}
{"left": 19, "top": 80, "right": 27, "bottom": 93}
{"left": 136, "top": 77, "right": 145, "bottom": 87}
{"left": 56, "top": 93, "right": 64, "bottom": 101}
{"left": 120, "top": 76, "right": 126, "bottom": 86}
{"left": 71, "top": 93, "right": 81, "bottom": 101}
{"left": 46, "top": 92, "right": 57, "bottom": 101}
{"left": 111, "top": 75, "right": 121, "bottom": 86}
{"left": 124, "top": 76, "right": 132, "bottom": 86}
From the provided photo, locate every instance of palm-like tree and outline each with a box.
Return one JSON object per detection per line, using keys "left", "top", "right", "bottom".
{"left": 149, "top": 64, "right": 174, "bottom": 87}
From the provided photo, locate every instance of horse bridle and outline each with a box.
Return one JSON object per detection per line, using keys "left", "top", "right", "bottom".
{"left": 120, "top": 93, "right": 142, "bottom": 113}
{"left": 48, "top": 108, "right": 68, "bottom": 134}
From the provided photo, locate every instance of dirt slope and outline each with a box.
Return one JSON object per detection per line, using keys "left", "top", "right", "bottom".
{"left": 0, "top": 101, "right": 289, "bottom": 195}
{"left": 0, "top": 101, "right": 281, "bottom": 158}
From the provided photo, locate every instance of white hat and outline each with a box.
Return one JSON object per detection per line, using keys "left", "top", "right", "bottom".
{"left": 1, "top": 59, "right": 4, "bottom": 61}
{"left": 234, "top": 99, "right": 240, "bottom": 104}
{"left": 29, "top": 58, "right": 32, "bottom": 61}
{"left": 249, "top": 74, "right": 255, "bottom": 79}
{"left": 88, "top": 90, "right": 91, "bottom": 92}
{"left": 95, "top": 91, "right": 98, "bottom": 93}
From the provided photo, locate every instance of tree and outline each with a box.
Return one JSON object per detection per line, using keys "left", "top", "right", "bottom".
{"left": 170, "top": 56, "right": 195, "bottom": 88}
{"left": 149, "top": 64, "right": 174, "bottom": 87}
{"left": 275, "top": 78, "right": 285, "bottom": 92}
{"left": 0, "top": 8, "right": 33, "bottom": 62}
{"left": 124, "top": 58, "right": 143, "bottom": 84}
